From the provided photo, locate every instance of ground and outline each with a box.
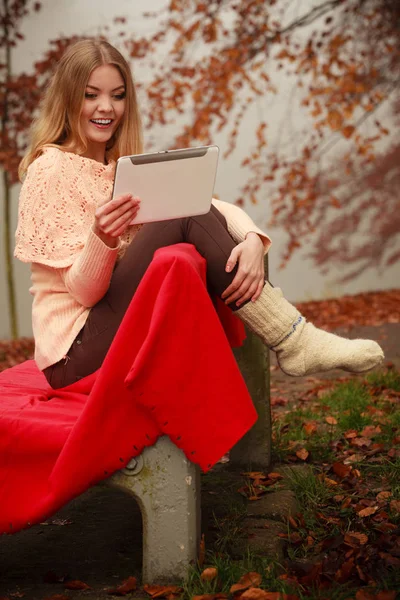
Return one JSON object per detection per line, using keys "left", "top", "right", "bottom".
{"left": 0, "top": 290, "right": 399, "bottom": 600}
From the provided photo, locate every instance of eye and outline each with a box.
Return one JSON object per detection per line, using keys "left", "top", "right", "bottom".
{"left": 113, "top": 92, "right": 126, "bottom": 100}
{"left": 85, "top": 93, "right": 97, "bottom": 99}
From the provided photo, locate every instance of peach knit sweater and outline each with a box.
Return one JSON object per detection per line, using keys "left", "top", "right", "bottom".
{"left": 15, "top": 147, "right": 271, "bottom": 371}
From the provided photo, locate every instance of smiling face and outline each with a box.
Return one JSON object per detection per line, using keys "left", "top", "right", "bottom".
{"left": 79, "top": 63, "right": 126, "bottom": 162}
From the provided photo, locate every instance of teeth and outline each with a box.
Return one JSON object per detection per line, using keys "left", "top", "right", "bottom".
{"left": 91, "top": 119, "right": 112, "bottom": 124}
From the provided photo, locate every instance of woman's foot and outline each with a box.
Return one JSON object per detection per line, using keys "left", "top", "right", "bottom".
{"left": 237, "top": 284, "right": 384, "bottom": 377}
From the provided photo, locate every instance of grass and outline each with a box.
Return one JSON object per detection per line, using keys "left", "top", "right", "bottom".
{"left": 189, "top": 367, "right": 400, "bottom": 600}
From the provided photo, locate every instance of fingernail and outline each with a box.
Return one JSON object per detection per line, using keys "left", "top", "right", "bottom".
{"left": 226, "top": 266, "right": 231, "bottom": 272}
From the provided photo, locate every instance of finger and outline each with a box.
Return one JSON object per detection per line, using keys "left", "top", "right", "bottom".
{"left": 251, "top": 279, "right": 265, "bottom": 302}
{"left": 221, "top": 270, "right": 247, "bottom": 299}
{"left": 97, "top": 199, "right": 139, "bottom": 230}
{"left": 225, "top": 247, "right": 240, "bottom": 274}
{"left": 236, "top": 281, "right": 260, "bottom": 307}
{"left": 224, "top": 275, "right": 252, "bottom": 304}
{"left": 98, "top": 194, "right": 137, "bottom": 217}
{"left": 102, "top": 206, "right": 138, "bottom": 236}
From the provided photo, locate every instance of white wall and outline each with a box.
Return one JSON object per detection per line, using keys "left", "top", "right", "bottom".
{"left": 1, "top": 0, "right": 398, "bottom": 337}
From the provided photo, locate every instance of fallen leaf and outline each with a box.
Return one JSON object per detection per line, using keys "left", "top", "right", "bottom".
{"left": 267, "top": 472, "right": 283, "bottom": 480}
{"left": 240, "top": 592, "right": 283, "bottom": 600}
{"left": 192, "top": 595, "right": 228, "bottom": 600}
{"left": 360, "top": 425, "right": 382, "bottom": 437}
{"left": 376, "top": 592, "right": 397, "bottom": 600}
{"left": 332, "top": 462, "right": 352, "bottom": 478}
{"left": 303, "top": 422, "right": 317, "bottom": 435}
{"left": 376, "top": 491, "right": 392, "bottom": 501}
{"left": 358, "top": 506, "right": 378, "bottom": 517}
{"left": 64, "top": 581, "right": 91, "bottom": 590}
{"left": 230, "top": 572, "right": 262, "bottom": 594}
{"left": 144, "top": 585, "right": 182, "bottom": 598}
{"left": 355, "top": 590, "right": 376, "bottom": 600}
{"left": 389, "top": 499, "right": 400, "bottom": 513}
{"left": 200, "top": 568, "right": 218, "bottom": 582}
{"left": 344, "top": 429, "right": 358, "bottom": 439}
{"left": 325, "top": 416, "right": 338, "bottom": 425}
{"left": 107, "top": 576, "right": 137, "bottom": 596}
{"left": 344, "top": 532, "right": 368, "bottom": 546}
{"left": 295, "top": 448, "right": 309, "bottom": 461}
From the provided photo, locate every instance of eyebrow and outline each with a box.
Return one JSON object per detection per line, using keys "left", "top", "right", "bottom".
{"left": 86, "top": 84, "right": 125, "bottom": 92}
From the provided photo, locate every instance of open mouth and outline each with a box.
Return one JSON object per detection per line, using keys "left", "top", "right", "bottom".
{"left": 90, "top": 119, "right": 113, "bottom": 129}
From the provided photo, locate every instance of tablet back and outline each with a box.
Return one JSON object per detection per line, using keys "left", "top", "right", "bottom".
{"left": 112, "top": 145, "right": 219, "bottom": 224}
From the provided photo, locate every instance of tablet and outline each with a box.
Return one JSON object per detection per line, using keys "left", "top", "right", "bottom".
{"left": 112, "top": 145, "right": 219, "bottom": 225}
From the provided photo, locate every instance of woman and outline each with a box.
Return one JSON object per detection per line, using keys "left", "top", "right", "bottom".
{"left": 15, "top": 39, "right": 383, "bottom": 389}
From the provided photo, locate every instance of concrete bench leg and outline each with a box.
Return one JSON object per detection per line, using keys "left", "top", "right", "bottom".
{"left": 108, "top": 436, "right": 201, "bottom": 583}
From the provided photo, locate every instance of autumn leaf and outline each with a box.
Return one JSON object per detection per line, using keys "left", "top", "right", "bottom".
{"left": 327, "top": 109, "right": 344, "bottom": 131}
{"left": 200, "top": 568, "right": 218, "bottom": 582}
{"left": 355, "top": 590, "right": 376, "bottom": 600}
{"left": 230, "top": 572, "right": 262, "bottom": 594}
{"left": 64, "top": 580, "right": 91, "bottom": 590}
{"left": 325, "top": 416, "right": 338, "bottom": 425}
{"left": 296, "top": 448, "right": 309, "bottom": 461}
{"left": 107, "top": 577, "right": 137, "bottom": 596}
{"left": 143, "top": 585, "right": 183, "bottom": 598}
{"left": 376, "top": 592, "right": 397, "bottom": 600}
{"left": 302, "top": 422, "right": 317, "bottom": 435}
{"left": 344, "top": 531, "right": 368, "bottom": 546}
{"left": 376, "top": 491, "right": 392, "bottom": 501}
{"left": 241, "top": 591, "right": 286, "bottom": 600}
{"left": 192, "top": 595, "right": 228, "bottom": 600}
{"left": 332, "top": 462, "right": 352, "bottom": 478}
{"left": 389, "top": 499, "right": 400, "bottom": 513}
{"left": 357, "top": 505, "right": 378, "bottom": 517}
{"left": 342, "top": 125, "right": 355, "bottom": 138}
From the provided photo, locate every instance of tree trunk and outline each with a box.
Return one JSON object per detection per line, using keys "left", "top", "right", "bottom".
{"left": 1, "top": 0, "right": 19, "bottom": 338}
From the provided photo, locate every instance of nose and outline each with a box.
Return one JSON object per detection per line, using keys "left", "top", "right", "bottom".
{"left": 98, "top": 95, "right": 113, "bottom": 114}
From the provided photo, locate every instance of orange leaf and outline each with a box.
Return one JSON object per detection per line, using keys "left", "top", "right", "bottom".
{"left": 325, "top": 416, "right": 337, "bottom": 425}
{"left": 267, "top": 472, "right": 283, "bottom": 480}
{"left": 200, "top": 568, "right": 218, "bottom": 582}
{"left": 296, "top": 448, "right": 309, "bottom": 461}
{"left": 303, "top": 422, "right": 317, "bottom": 436}
{"left": 108, "top": 577, "right": 137, "bottom": 596}
{"left": 355, "top": 590, "right": 376, "bottom": 600}
{"left": 64, "top": 580, "right": 91, "bottom": 590}
{"left": 327, "top": 110, "right": 343, "bottom": 131}
{"left": 143, "top": 585, "right": 182, "bottom": 599}
{"left": 229, "top": 572, "right": 262, "bottom": 594}
{"left": 344, "top": 531, "right": 368, "bottom": 546}
{"left": 376, "top": 491, "right": 392, "bottom": 502}
{"left": 240, "top": 592, "right": 282, "bottom": 600}
{"left": 358, "top": 506, "right": 378, "bottom": 517}
{"left": 390, "top": 499, "right": 400, "bottom": 514}
{"left": 376, "top": 592, "right": 397, "bottom": 600}
{"left": 192, "top": 596, "right": 228, "bottom": 600}
{"left": 332, "top": 462, "right": 352, "bottom": 478}
{"left": 342, "top": 125, "right": 355, "bottom": 138}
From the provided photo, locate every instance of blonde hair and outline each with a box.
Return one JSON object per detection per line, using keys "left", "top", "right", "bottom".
{"left": 19, "top": 39, "right": 143, "bottom": 178}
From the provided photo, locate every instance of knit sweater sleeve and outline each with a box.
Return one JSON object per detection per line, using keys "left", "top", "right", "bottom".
{"left": 211, "top": 198, "right": 272, "bottom": 253}
{"left": 58, "top": 229, "right": 120, "bottom": 307}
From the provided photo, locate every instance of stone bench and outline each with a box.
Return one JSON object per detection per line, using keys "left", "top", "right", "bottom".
{"left": 106, "top": 328, "right": 271, "bottom": 583}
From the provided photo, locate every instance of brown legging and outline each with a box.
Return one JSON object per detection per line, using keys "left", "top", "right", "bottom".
{"left": 43, "top": 206, "right": 246, "bottom": 389}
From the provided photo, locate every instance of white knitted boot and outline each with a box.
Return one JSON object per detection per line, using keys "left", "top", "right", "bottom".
{"left": 236, "top": 284, "right": 384, "bottom": 377}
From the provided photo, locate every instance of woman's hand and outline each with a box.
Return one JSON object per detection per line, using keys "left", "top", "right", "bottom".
{"left": 93, "top": 193, "right": 141, "bottom": 248}
{"left": 221, "top": 233, "right": 265, "bottom": 307}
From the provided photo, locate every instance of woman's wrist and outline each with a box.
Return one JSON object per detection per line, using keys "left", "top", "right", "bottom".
{"left": 92, "top": 225, "right": 119, "bottom": 248}
{"left": 245, "top": 231, "right": 264, "bottom": 245}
